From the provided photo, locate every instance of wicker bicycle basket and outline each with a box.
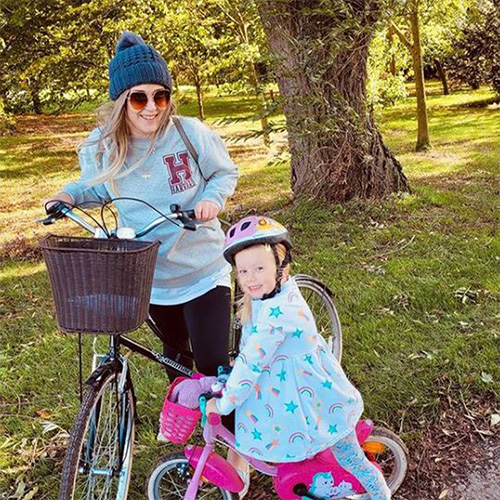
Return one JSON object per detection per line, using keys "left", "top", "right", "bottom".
{"left": 40, "top": 235, "right": 160, "bottom": 334}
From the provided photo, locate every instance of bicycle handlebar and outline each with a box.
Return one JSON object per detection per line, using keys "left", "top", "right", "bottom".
{"left": 39, "top": 200, "right": 197, "bottom": 237}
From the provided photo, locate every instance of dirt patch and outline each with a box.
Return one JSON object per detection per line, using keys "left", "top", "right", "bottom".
{"left": 397, "top": 396, "right": 499, "bottom": 500}
{"left": 11, "top": 113, "right": 95, "bottom": 136}
{"left": 0, "top": 237, "right": 41, "bottom": 263}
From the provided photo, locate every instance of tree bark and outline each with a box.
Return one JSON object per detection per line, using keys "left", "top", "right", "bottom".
{"left": 434, "top": 59, "right": 449, "bottom": 95}
{"left": 410, "top": 2, "right": 431, "bottom": 151}
{"left": 257, "top": 0, "right": 409, "bottom": 203}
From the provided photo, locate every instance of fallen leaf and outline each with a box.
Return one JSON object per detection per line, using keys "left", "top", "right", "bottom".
{"left": 491, "top": 413, "right": 500, "bottom": 427}
{"left": 21, "top": 487, "right": 39, "bottom": 500}
{"left": 481, "top": 372, "right": 493, "bottom": 384}
{"left": 438, "top": 489, "right": 449, "bottom": 499}
{"left": 35, "top": 409, "right": 51, "bottom": 419}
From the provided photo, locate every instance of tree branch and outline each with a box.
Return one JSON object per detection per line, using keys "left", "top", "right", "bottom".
{"left": 389, "top": 20, "right": 412, "bottom": 50}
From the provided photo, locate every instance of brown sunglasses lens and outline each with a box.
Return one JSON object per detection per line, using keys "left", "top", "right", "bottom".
{"left": 129, "top": 90, "right": 170, "bottom": 110}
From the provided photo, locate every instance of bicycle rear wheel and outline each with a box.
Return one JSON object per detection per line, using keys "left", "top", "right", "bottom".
{"left": 147, "top": 452, "right": 238, "bottom": 500}
{"left": 294, "top": 274, "right": 343, "bottom": 362}
{"left": 59, "top": 368, "right": 135, "bottom": 500}
{"left": 348, "top": 426, "right": 408, "bottom": 499}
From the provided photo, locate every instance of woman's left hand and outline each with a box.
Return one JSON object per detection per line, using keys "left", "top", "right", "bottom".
{"left": 205, "top": 398, "right": 220, "bottom": 415}
{"left": 195, "top": 200, "right": 220, "bottom": 221}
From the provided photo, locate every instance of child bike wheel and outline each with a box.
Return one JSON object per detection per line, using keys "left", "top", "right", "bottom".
{"left": 59, "top": 369, "right": 135, "bottom": 500}
{"left": 147, "top": 452, "right": 238, "bottom": 500}
{"left": 294, "top": 274, "right": 343, "bottom": 362}
{"left": 348, "top": 426, "right": 408, "bottom": 499}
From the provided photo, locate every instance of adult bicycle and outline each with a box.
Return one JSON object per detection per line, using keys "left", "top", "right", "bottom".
{"left": 39, "top": 200, "right": 343, "bottom": 500}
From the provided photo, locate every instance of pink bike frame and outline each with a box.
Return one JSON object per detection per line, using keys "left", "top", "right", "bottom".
{"left": 181, "top": 413, "right": 377, "bottom": 500}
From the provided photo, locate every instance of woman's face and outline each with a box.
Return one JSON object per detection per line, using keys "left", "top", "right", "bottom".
{"left": 125, "top": 84, "right": 169, "bottom": 138}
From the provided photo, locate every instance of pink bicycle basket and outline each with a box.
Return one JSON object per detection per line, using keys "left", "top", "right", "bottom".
{"left": 159, "top": 377, "right": 201, "bottom": 444}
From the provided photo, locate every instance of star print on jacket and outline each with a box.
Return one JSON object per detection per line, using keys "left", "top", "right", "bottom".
{"left": 216, "top": 278, "right": 364, "bottom": 463}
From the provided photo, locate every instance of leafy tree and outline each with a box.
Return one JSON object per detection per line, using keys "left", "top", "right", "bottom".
{"left": 215, "top": 0, "right": 272, "bottom": 145}
{"left": 391, "top": 0, "right": 432, "bottom": 150}
{"left": 445, "top": 0, "right": 500, "bottom": 95}
{"left": 156, "top": 0, "right": 241, "bottom": 120}
{"left": 257, "top": 0, "right": 409, "bottom": 203}
{"left": 367, "top": 27, "right": 410, "bottom": 108}
{"left": 0, "top": 0, "right": 63, "bottom": 113}
{"left": 0, "top": 0, "right": 177, "bottom": 113}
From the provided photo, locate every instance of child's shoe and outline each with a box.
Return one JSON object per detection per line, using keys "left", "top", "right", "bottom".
{"left": 236, "top": 465, "right": 250, "bottom": 499}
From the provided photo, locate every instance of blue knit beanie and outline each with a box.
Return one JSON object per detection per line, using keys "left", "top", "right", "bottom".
{"left": 108, "top": 32, "right": 172, "bottom": 101}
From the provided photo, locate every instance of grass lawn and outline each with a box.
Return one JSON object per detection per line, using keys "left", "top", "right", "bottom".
{"left": 0, "top": 84, "right": 499, "bottom": 498}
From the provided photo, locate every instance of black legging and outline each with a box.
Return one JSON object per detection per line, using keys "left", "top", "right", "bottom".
{"left": 150, "top": 285, "right": 234, "bottom": 430}
{"left": 149, "top": 285, "right": 231, "bottom": 381}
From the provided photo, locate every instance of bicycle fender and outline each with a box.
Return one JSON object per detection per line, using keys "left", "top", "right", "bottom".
{"left": 85, "top": 360, "right": 122, "bottom": 387}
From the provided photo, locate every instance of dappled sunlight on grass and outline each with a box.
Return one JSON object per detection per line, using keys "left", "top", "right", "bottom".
{"left": 1, "top": 85, "right": 500, "bottom": 499}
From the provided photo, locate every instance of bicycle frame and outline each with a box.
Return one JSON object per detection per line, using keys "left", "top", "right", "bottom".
{"left": 183, "top": 412, "right": 277, "bottom": 499}
{"left": 182, "top": 412, "right": 378, "bottom": 500}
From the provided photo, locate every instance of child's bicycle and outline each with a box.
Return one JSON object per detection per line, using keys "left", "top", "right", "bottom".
{"left": 147, "top": 383, "right": 408, "bottom": 500}
{"left": 39, "top": 199, "right": 343, "bottom": 500}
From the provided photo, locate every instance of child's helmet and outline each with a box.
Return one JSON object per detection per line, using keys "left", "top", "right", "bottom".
{"left": 223, "top": 215, "right": 292, "bottom": 265}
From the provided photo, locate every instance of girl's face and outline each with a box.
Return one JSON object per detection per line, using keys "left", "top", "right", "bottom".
{"left": 125, "top": 84, "right": 169, "bottom": 138}
{"left": 235, "top": 245, "right": 277, "bottom": 299}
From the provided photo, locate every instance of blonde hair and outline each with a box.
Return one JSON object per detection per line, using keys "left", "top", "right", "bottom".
{"left": 80, "top": 90, "right": 177, "bottom": 194}
{"left": 237, "top": 243, "right": 291, "bottom": 325}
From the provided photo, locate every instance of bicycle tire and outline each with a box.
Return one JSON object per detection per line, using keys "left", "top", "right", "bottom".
{"left": 347, "top": 426, "right": 408, "bottom": 499}
{"left": 147, "top": 451, "right": 238, "bottom": 500}
{"left": 294, "top": 274, "right": 343, "bottom": 362}
{"left": 59, "top": 370, "right": 135, "bottom": 500}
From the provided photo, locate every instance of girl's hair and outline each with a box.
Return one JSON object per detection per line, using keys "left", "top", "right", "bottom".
{"left": 79, "top": 90, "right": 177, "bottom": 193}
{"left": 237, "top": 243, "right": 291, "bottom": 325}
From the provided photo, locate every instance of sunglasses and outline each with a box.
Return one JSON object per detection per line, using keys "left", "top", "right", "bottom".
{"left": 127, "top": 89, "right": 170, "bottom": 110}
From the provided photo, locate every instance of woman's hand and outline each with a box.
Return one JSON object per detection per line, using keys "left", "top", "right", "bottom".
{"left": 194, "top": 200, "right": 220, "bottom": 221}
{"left": 205, "top": 398, "right": 220, "bottom": 415}
{"left": 44, "top": 192, "right": 74, "bottom": 212}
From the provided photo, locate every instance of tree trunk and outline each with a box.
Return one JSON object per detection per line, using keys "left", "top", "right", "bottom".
{"left": 434, "top": 59, "right": 449, "bottom": 95}
{"left": 29, "top": 80, "right": 43, "bottom": 115}
{"left": 410, "top": 3, "right": 431, "bottom": 151}
{"left": 193, "top": 73, "right": 205, "bottom": 121}
{"left": 387, "top": 25, "right": 397, "bottom": 76}
{"left": 246, "top": 60, "right": 271, "bottom": 147}
{"left": 257, "top": 0, "right": 409, "bottom": 203}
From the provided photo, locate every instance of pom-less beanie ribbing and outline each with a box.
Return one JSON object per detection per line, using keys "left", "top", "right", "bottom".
{"left": 108, "top": 32, "right": 172, "bottom": 101}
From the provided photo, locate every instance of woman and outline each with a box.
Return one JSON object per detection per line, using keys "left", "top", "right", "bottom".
{"left": 46, "top": 32, "right": 238, "bottom": 380}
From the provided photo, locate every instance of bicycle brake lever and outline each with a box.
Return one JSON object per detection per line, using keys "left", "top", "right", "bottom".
{"left": 170, "top": 204, "right": 197, "bottom": 231}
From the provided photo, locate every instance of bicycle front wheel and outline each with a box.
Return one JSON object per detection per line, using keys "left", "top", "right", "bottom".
{"left": 294, "top": 274, "right": 343, "bottom": 362}
{"left": 59, "top": 369, "right": 135, "bottom": 500}
{"left": 147, "top": 452, "right": 238, "bottom": 500}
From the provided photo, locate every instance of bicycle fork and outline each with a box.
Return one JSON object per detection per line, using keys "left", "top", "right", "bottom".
{"left": 184, "top": 443, "right": 216, "bottom": 500}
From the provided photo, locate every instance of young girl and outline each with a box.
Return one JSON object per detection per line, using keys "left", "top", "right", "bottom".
{"left": 206, "top": 216, "right": 391, "bottom": 499}
{"left": 45, "top": 32, "right": 238, "bottom": 381}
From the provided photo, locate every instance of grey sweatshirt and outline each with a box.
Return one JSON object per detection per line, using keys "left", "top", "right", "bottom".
{"left": 62, "top": 116, "right": 238, "bottom": 304}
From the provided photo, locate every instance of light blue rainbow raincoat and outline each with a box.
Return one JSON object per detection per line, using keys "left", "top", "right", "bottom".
{"left": 216, "top": 277, "right": 364, "bottom": 462}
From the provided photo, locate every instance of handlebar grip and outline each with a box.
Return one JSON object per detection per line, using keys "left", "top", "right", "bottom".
{"left": 45, "top": 201, "right": 70, "bottom": 216}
